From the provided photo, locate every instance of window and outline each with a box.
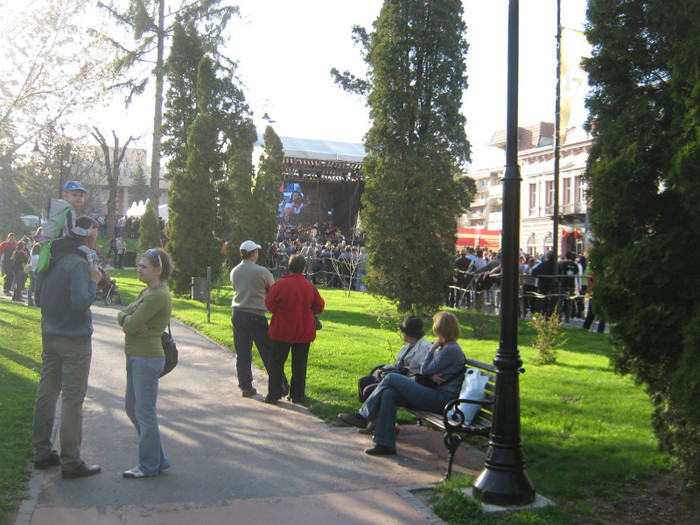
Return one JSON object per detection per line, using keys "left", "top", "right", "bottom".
{"left": 563, "top": 178, "right": 572, "bottom": 205}
{"left": 529, "top": 183, "right": 537, "bottom": 209}
{"left": 545, "top": 181, "right": 554, "bottom": 206}
{"left": 576, "top": 176, "right": 587, "bottom": 202}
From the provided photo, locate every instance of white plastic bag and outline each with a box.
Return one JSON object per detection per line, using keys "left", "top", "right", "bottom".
{"left": 446, "top": 368, "right": 489, "bottom": 425}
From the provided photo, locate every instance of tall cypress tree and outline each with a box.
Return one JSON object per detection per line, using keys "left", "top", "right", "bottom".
{"left": 167, "top": 55, "right": 222, "bottom": 293}
{"left": 137, "top": 199, "right": 161, "bottom": 253}
{"left": 584, "top": 0, "right": 700, "bottom": 486}
{"left": 163, "top": 18, "right": 254, "bottom": 290}
{"left": 251, "top": 126, "right": 285, "bottom": 260}
{"left": 334, "top": 0, "right": 472, "bottom": 313}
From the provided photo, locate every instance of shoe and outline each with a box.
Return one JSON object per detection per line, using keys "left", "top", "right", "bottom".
{"left": 61, "top": 462, "right": 101, "bottom": 480}
{"left": 338, "top": 412, "right": 368, "bottom": 429}
{"left": 365, "top": 444, "right": 397, "bottom": 456}
{"left": 357, "top": 421, "right": 376, "bottom": 435}
{"left": 263, "top": 396, "right": 279, "bottom": 404}
{"left": 34, "top": 450, "right": 60, "bottom": 470}
{"left": 241, "top": 387, "right": 257, "bottom": 397}
{"left": 122, "top": 466, "right": 147, "bottom": 479}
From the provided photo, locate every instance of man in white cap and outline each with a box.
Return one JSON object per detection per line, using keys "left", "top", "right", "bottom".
{"left": 230, "top": 240, "right": 288, "bottom": 397}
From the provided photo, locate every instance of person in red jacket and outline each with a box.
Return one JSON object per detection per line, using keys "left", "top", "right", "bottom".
{"left": 264, "top": 254, "right": 325, "bottom": 404}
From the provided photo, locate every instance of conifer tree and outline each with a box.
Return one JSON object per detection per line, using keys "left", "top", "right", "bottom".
{"left": 584, "top": 0, "right": 700, "bottom": 486}
{"left": 333, "top": 0, "right": 472, "bottom": 313}
{"left": 130, "top": 165, "right": 151, "bottom": 205}
{"left": 162, "top": 19, "right": 253, "bottom": 291}
{"left": 137, "top": 199, "right": 161, "bottom": 253}
{"left": 167, "top": 56, "right": 223, "bottom": 293}
{"left": 251, "top": 126, "right": 285, "bottom": 260}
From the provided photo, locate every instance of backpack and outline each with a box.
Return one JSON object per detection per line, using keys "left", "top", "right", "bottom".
{"left": 37, "top": 208, "right": 71, "bottom": 274}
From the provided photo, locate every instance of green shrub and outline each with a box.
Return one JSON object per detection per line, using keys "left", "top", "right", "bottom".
{"left": 528, "top": 307, "right": 567, "bottom": 365}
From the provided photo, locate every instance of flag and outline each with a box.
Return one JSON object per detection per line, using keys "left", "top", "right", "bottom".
{"left": 559, "top": 28, "right": 591, "bottom": 137}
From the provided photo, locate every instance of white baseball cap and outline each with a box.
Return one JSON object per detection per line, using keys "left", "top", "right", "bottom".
{"left": 240, "top": 240, "right": 261, "bottom": 252}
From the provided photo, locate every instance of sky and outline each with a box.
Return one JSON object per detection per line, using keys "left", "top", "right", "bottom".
{"left": 95, "top": 0, "right": 589, "bottom": 171}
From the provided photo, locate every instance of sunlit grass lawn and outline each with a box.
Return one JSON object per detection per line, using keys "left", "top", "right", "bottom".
{"left": 1, "top": 268, "right": 668, "bottom": 524}
{"left": 0, "top": 301, "right": 42, "bottom": 524}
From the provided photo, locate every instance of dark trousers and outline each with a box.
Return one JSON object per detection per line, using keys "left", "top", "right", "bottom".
{"left": 232, "top": 310, "right": 288, "bottom": 392}
{"left": 358, "top": 374, "right": 381, "bottom": 402}
{"left": 267, "top": 340, "right": 309, "bottom": 401}
{"left": 583, "top": 300, "right": 606, "bottom": 332}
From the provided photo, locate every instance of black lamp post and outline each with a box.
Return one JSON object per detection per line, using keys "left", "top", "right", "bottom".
{"left": 472, "top": 0, "right": 537, "bottom": 506}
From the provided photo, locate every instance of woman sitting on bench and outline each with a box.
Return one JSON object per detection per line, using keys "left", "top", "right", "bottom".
{"left": 338, "top": 311, "right": 466, "bottom": 456}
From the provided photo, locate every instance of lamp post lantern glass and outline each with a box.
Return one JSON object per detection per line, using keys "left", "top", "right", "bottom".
{"left": 472, "top": 0, "right": 536, "bottom": 506}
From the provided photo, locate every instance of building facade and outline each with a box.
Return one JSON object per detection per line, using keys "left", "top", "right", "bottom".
{"left": 463, "top": 122, "right": 593, "bottom": 257}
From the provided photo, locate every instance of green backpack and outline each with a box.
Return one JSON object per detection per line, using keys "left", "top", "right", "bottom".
{"left": 37, "top": 208, "right": 71, "bottom": 274}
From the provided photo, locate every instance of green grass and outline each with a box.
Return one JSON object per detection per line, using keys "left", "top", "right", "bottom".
{"left": 0, "top": 301, "right": 43, "bottom": 525}
{"left": 0, "top": 269, "right": 670, "bottom": 524}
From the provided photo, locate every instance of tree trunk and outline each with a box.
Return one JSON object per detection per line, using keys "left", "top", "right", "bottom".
{"left": 150, "top": 0, "right": 165, "bottom": 208}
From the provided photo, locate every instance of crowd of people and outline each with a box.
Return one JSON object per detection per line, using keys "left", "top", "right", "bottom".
{"left": 449, "top": 246, "right": 604, "bottom": 330}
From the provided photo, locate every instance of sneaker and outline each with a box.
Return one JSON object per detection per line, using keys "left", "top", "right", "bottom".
{"left": 263, "top": 395, "right": 279, "bottom": 404}
{"left": 365, "top": 444, "right": 397, "bottom": 456}
{"left": 34, "top": 450, "right": 60, "bottom": 470}
{"left": 240, "top": 387, "right": 257, "bottom": 398}
{"left": 122, "top": 466, "right": 147, "bottom": 479}
{"left": 338, "top": 412, "right": 368, "bottom": 429}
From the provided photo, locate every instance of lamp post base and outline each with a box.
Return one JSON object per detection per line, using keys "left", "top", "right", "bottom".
{"left": 472, "top": 468, "right": 536, "bottom": 506}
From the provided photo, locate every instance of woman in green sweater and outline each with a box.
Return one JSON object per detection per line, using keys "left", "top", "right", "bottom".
{"left": 117, "top": 248, "right": 173, "bottom": 478}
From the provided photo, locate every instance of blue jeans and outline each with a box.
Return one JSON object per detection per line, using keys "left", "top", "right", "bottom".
{"left": 27, "top": 270, "right": 37, "bottom": 305}
{"left": 125, "top": 355, "right": 169, "bottom": 476}
{"left": 232, "top": 310, "right": 288, "bottom": 392}
{"left": 359, "top": 374, "right": 452, "bottom": 448}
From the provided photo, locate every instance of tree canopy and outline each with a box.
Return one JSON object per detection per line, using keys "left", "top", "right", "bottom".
{"left": 583, "top": 0, "right": 700, "bottom": 487}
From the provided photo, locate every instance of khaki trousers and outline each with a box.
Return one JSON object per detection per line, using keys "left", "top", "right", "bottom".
{"left": 32, "top": 335, "right": 92, "bottom": 470}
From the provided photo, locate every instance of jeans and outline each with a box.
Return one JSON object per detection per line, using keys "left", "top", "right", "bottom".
{"left": 232, "top": 310, "right": 288, "bottom": 392}
{"left": 359, "top": 374, "right": 451, "bottom": 448}
{"left": 32, "top": 335, "right": 92, "bottom": 471}
{"left": 268, "top": 341, "right": 310, "bottom": 400}
{"left": 27, "top": 270, "right": 37, "bottom": 306}
{"left": 125, "top": 355, "right": 169, "bottom": 476}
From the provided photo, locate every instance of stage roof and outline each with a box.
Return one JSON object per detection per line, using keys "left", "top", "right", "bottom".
{"left": 256, "top": 135, "right": 367, "bottom": 181}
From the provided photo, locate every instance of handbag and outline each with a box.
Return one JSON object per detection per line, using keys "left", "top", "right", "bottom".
{"left": 23, "top": 263, "right": 32, "bottom": 275}
{"left": 160, "top": 322, "right": 178, "bottom": 378}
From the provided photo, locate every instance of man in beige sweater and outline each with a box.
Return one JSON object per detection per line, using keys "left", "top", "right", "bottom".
{"left": 230, "top": 240, "right": 288, "bottom": 398}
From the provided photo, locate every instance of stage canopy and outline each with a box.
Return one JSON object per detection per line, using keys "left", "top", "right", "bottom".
{"left": 260, "top": 136, "right": 367, "bottom": 234}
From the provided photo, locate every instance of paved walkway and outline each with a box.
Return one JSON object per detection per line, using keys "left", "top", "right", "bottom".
{"left": 15, "top": 302, "right": 484, "bottom": 525}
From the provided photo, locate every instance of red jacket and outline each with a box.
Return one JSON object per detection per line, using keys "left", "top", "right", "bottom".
{"left": 266, "top": 273, "right": 325, "bottom": 344}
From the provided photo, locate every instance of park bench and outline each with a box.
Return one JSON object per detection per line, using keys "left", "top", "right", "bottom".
{"left": 403, "top": 358, "right": 498, "bottom": 480}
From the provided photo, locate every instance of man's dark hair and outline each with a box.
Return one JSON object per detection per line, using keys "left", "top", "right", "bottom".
{"left": 240, "top": 249, "right": 256, "bottom": 260}
{"left": 72, "top": 216, "right": 97, "bottom": 237}
{"left": 289, "top": 254, "right": 306, "bottom": 273}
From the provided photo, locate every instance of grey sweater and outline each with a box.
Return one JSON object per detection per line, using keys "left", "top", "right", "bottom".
{"left": 40, "top": 251, "right": 97, "bottom": 340}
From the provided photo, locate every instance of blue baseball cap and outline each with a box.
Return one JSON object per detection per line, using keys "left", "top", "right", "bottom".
{"left": 63, "top": 180, "right": 86, "bottom": 193}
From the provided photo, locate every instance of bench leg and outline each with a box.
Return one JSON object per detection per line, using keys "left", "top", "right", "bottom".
{"left": 442, "top": 432, "right": 462, "bottom": 481}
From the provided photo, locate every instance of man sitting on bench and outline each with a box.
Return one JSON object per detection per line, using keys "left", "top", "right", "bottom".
{"left": 357, "top": 315, "right": 432, "bottom": 403}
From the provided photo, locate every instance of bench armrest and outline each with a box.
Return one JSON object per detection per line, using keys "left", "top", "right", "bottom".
{"left": 442, "top": 398, "right": 494, "bottom": 430}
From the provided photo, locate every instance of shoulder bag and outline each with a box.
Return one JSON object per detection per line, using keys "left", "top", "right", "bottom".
{"left": 160, "top": 322, "right": 178, "bottom": 378}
